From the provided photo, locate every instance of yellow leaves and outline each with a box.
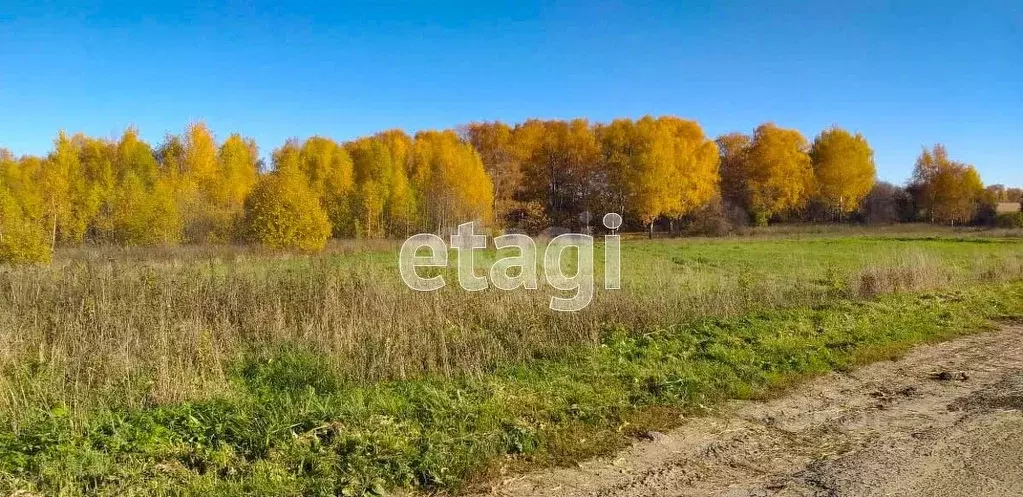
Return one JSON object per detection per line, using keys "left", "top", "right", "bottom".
{"left": 411, "top": 130, "right": 495, "bottom": 230}
{"left": 810, "top": 127, "right": 876, "bottom": 215}
{"left": 597, "top": 116, "right": 720, "bottom": 226}
{"left": 298, "top": 136, "right": 354, "bottom": 237}
{"left": 218, "top": 134, "right": 260, "bottom": 211}
{"left": 184, "top": 122, "right": 219, "bottom": 194}
{"left": 107, "top": 173, "right": 183, "bottom": 246}
{"left": 0, "top": 183, "right": 51, "bottom": 264}
{"left": 912, "top": 145, "right": 985, "bottom": 225}
{"left": 745, "top": 123, "right": 814, "bottom": 224}
{"left": 0, "top": 118, "right": 998, "bottom": 255}
{"left": 243, "top": 169, "right": 331, "bottom": 252}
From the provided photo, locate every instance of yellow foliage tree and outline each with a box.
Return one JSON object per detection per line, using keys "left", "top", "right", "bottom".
{"left": 594, "top": 119, "right": 636, "bottom": 216}
{"left": 745, "top": 123, "right": 814, "bottom": 225}
{"left": 345, "top": 137, "right": 391, "bottom": 237}
{"left": 41, "top": 131, "right": 95, "bottom": 247}
{"left": 912, "top": 145, "right": 985, "bottom": 225}
{"left": 657, "top": 117, "right": 720, "bottom": 224}
{"left": 107, "top": 173, "right": 182, "bottom": 246}
{"left": 0, "top": 177, "right": 51, "bottom": 264}
{"left": 410, "top": 130, "right": 494, "bottom": 232}
{"left": 243, "top": 154, "right": 331, "bottom": 252}
{"left": 810, "top": 127, "right": 876, "bottom": 216}
{"left": 598, "top": 117, "right": 719, "bottom": 235}
{"left": 218, "top": 134, "right": 260, "bottom": 212}
{"left": 299, "top": 136, "right": 355, "bottom": 236}
{"left": 463, "top": 122, "right": 522, "bottom": 226}
{"left": 179, "top": 122, "right": 237, "bottom": 242}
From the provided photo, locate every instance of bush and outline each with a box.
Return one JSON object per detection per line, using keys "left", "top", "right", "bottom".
{"left": 0, "top": 220, "right": 51, "bottom": 264}
{"left": 243, "top": 170, "right": 331, "bottom": 252}
{"left": 680, "top": 197, "right": 735, "bottom": 236}
{"left": 996, "top": 212, "right": 1023, "bottom": 229}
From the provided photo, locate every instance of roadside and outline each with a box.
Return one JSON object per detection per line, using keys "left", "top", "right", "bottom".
{"left": 481, "top": 325, "right": 1023, "bottom": 497}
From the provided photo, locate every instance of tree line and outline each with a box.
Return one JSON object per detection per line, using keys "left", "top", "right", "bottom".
{"left": 0, "top": 118, "right": 1017, "bottom": 262}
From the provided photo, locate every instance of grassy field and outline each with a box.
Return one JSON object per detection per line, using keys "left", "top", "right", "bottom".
{"left": 1, "top": 227, "right": 1022, "bottom": 495}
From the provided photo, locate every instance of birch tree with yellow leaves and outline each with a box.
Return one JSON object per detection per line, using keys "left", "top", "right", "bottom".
{"left": 744, "top": 123, "right": 815, "bottom": 225}
{"left": 810, "top": 127, "right": 876, "bottom": 217}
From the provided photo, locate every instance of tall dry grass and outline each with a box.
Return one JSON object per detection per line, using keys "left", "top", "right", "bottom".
{"left": 0, "top": 237, "right": 1021, "bottom": 427}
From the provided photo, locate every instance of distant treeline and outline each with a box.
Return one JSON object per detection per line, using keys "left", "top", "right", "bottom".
{"left": 0, "top": 118, "right": 1019, "bottom": 262}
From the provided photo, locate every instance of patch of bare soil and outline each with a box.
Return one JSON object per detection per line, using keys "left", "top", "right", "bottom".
{"left": 480, "top": 326, "right": 1023, "bottom": 497}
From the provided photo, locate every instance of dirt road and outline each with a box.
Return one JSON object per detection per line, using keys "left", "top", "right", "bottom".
{"left": 482, "top": 325, "right": 1023, "bottom": 497}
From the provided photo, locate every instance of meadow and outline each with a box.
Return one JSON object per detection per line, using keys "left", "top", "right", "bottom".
{"left": 1, "top": 226, "right": 1022, "bottom": 495}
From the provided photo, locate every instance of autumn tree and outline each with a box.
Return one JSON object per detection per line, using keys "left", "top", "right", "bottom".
{"left": 299, "top": 136, "right": 355, "bottom": 236}
{"left": 517, "top": 119, "right": 599, "bottom": 229}
{"left": 156, "top": 134, "right": 187, "bottom": 185}
{"left": 346, "top": 137, "right": 396, "bottom": 237}
{"left": 243, "top": 153, "right": 331, "bottom": 252}
{"left": 90, "top": 129, "right": 183, "bottom": 245}
{"left": 375, "top": 130, "right": 418, "bottom": 236}
{"left": 106, "top": 172, "right": 182, "bottom": 245}
{"left": 409, "top": 130, "right": 494, "bottom": 233}
{"left": 502, "top": 119, "right": 550, "bottom": 232}
{"left": 0, "top": 118, "right": 999, "bottom": 243}
{"left": 0, "top": 152, "right": 51, "bottom": 263}
{"left": 217, "top": 134, "right": 260, "bottom": 213}
{"left": 656, "top": 117, "right": 720, "bottom": 228}
{"left": 598, "top": 117, "right": 718, "bottom": 236}
{"left": 744, "top": 123, "right": 814, "bottom": 225}
{"left": 39, "top": 132, "right": 96, "bottom": 247}
{"left": 715, "top": 132, "right": 753, "bottom": 220}
{"left": 176, "top": 122, "right": 230, "bottom": 242}
{"left": 594, "top": 119, "right": 636, "bottom": 217}
{"left": 911, "top": 145, "right": 985, "bottom": 225}
{"left": 809, "top": 127, "right": 876, "bottom": 217}
{"left": 463, "top": 122, "right": 523, "bottom": 227}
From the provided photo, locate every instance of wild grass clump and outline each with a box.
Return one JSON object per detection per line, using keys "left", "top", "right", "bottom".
{"left": 854, "top": 251, "right": 954, "bottom": 297}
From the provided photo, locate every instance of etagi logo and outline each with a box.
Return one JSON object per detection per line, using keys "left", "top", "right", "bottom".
{"left": 399, "top": 213, "right": 623, "bottom": 312}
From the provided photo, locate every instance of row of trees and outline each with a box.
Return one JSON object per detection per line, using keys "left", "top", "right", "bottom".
{"left": 0, "top": 124, "right": 496, "bottom": 261}
{"left": 0, "top": 117, "right": 1014, "bottom": 262}
{"left": 467, "top": 119, "right": 878, "bottom": 232}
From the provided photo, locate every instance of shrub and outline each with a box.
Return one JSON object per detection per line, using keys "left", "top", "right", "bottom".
{"left": 243, "top": 170, "right": 331, "bottom": 252}
{"left": 996, "top": 212, "right": 1023, "bottom": 229}
{"left": 680, "top": 196, "right": 734, "bottom": 236}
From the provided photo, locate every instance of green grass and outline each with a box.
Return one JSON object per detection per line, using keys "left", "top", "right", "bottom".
{"left": 1, "top": 229, "right": 1022, "bottom": 495}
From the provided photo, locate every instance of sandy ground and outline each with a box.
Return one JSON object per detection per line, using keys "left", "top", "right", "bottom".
{"left": 479, "top": 325, "right": 1023, "bottom": 497}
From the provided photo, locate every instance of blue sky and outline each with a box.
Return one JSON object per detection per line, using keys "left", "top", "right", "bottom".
{"left": 1, "top": 1, "right": 1020, "bottom": 186}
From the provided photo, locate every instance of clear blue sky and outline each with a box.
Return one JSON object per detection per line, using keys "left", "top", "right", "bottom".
{"left": 1, "top": 1, "right": 1020, "bottom": 186}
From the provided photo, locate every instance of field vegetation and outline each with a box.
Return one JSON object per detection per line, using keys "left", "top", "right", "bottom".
{"left": 0, "top": 228, "right": 1021, "bottom": 495}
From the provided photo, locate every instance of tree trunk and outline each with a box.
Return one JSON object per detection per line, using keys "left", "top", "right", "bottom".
{"left": 648, "top": 222, "right": 653, "bottom": 239}
{"left": 51, "top": 212, "right": 58, "bottom": 253}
